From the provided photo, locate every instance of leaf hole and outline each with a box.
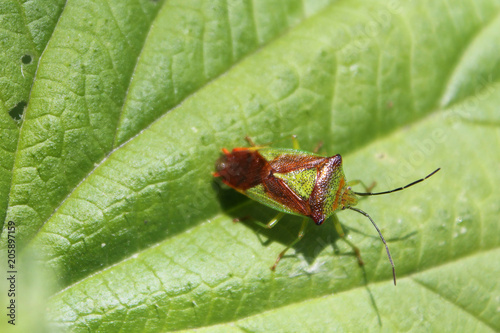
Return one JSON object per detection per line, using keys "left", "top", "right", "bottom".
{"left": 21, "top": 54, "right": 32, "bottom": 65}
{"left": 9, "top": 101, "right": 26, "bottom": 120}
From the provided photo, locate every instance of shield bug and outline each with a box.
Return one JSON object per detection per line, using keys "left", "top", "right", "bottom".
{"left": 214, "top": 136, "right": 440, "bottom": 285}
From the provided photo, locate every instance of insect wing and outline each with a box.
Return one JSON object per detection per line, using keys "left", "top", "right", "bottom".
{"left": 245, "top": 149, "right": 326, "bottom": 218}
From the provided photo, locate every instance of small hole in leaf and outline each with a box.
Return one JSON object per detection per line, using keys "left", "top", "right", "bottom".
{"left": 21, "top": 54, "right": 32, "bottom": 64}
{"left": 9, "top": 101, "right": 26, "bottom": 120}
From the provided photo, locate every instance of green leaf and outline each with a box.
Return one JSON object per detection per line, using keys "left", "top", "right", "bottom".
{"left": 1, "top": 0, "right": 499, "bottom": 331}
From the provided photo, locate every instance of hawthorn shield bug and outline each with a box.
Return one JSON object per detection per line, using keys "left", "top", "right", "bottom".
{"left": 214, "top": 136, "right": 440, "bottom": 285}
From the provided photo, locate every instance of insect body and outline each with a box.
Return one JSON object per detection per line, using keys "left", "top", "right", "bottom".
{"left": 214, "top": 136, "right": 440, "bottom": 285}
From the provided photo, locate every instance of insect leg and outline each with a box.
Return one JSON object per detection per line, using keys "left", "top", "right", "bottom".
{"left": 332, "top": 214, "right": 364, "bottom": 266}
{"left": 291, "top": 135, "right": 300, "bottom": 149}
{"left": 244, "top": 136, "right": 271, "bottom": 148}
{"left": 251, "top": 212, "right": 285, "bottom": 230}
{"left": 244, "top": 136, "right": 257, "bottom": 147}
{"left": 292, "top": 135, "right": 323, "bottom": 153}
{"left": 348, "top": 179, "right": 376, "bottom": 193}
{"left": 311, "top": 141, "right": 324, "bottom": 153}
{"left": 271, "top": 217, "right": 308, "bottom": 270}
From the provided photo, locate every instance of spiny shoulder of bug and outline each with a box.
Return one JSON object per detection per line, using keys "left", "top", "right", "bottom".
{"left": 214, "top": 137, "right": 361, "bottom": 217}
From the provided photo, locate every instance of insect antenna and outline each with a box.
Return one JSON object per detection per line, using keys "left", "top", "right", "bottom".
{"left": 354, "top": 168, "right": 440, "bottom": 196}
{"left": 349, "top": 207, "right": 396, "bottom": 285}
